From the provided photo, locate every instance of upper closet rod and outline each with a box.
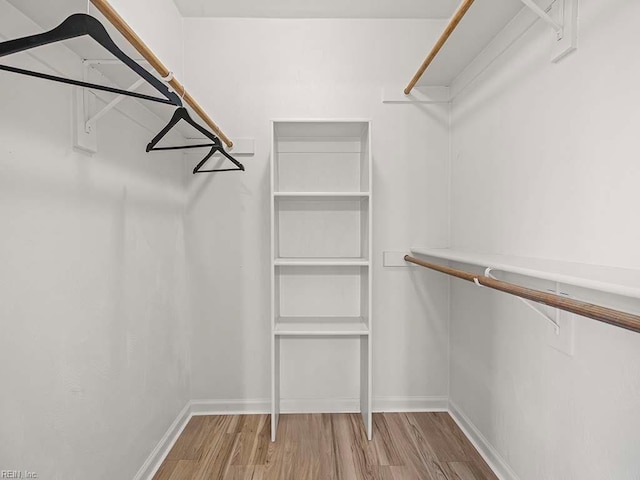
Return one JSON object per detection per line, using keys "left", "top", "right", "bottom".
{"left": 404, "top": 0, "right": 475, "bottom": 94}
{"left": 89, "top": 0, "right": 234, "bottom": 148}
{"left": 404, "top": 255, "right": 640, "bottom": 335}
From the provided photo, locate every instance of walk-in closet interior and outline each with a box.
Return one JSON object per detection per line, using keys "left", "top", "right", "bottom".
{"left": 1, "top": 0, "right": 639, "bottom": 479}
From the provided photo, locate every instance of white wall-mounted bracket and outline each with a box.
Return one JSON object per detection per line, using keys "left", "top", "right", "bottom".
{"left": 485, "top": 269, "right": 575, "bottom": 355}
{"left": 520, "top": 0, "right": 578, "bottom": 62}
{"left": 520, "top": 0, "right": 563, "bottom": 38}
{"left": 85, "top": 77, "right": 146, "bottom": 132}
{"left": 517, "top": 290, "right": 561, "bottom": 334}
{"left": 546, "top": 283, "right": 575, "bottom": 356}
{"left": 484, "top": 268, "right": 561, "bottom": 334}
{"left": 549, "top": 0, "right": 578, "bottom": 62}
{"left": 73, "top": 61, "right": 98, "bottom": 154}
{"left": 74, "top": 58, "right": 158, "bottom": 155}
{"left": 74, "top": 87, "right": 98, "bottom": 154}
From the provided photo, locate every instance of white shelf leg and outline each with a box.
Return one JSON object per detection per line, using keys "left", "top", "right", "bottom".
{"left": 271, "top": 336, "right": 280, "bottom": 442}
{"left": 360, "top": 336, "right": 372, "bottom": 440}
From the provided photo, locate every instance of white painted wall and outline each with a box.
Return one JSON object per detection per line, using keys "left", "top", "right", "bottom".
{"left": 182, "top": 18, "right": 452, "bottom": 408}
{"left": 108, "top": 0, "right": 185, "bottom": 79}
{"left": 0, "top": 2, "right": 190, "bottom": 479}
{"left": 450, "top": 1, "right": 640, "bottom": 478}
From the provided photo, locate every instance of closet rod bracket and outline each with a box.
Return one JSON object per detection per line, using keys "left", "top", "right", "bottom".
{"left": 84, "top": 77, "right": 146, "bottom": 130}
{"left": 484, "top": 267, "right": 561, "bottom": 334}
{"left": 76, "top": 59, "right": 145, "bottom": 152}
{"left": 519, "top": 0, "right": 564, "bottom": 39}
{"left": 79, "top": 59, "right": 153, "bottom": 139}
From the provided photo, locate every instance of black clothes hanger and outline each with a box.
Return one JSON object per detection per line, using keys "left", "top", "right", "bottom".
{"left": 0, "top": 13, "right": 182, "bottom": 107}
{"left": 147, "top": 107, "right": 245, "bottom": 174}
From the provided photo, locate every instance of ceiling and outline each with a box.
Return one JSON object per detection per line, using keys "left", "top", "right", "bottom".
{"left": 7, "top": 0, "right": 87, "bottom": 27}
{"left": 171, "top": 0, "right": 460, "bottom": 19}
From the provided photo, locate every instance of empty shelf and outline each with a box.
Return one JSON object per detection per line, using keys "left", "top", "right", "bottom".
{"left": 274, "top": 317, "right": 369, "bottom": 336}
{"left": 275, "top": 258, "right": 369, "bottom": 267}
{"left": 274, "top": 192, "right": 370, "bottom": 198}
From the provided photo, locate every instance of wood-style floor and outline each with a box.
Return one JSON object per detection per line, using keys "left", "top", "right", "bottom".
{"left": 153, "top": 413, "right": 497, "bottom": 480}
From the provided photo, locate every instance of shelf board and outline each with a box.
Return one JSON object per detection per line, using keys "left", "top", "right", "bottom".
{"left": 274, "top": 192, "right": 370, "bottom": 198}
{"left": 411, "top": 248, "right": 640, "bottom": 299}
{"left": 275, "top": 258, "right": 369, "bottom": 267}
{"left": 274, "top": 317, "right": 369, "bottom": 336}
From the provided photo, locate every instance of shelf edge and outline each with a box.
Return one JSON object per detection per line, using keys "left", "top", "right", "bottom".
{"left": 410, "top": 247, "right": 640, "bottom": 299}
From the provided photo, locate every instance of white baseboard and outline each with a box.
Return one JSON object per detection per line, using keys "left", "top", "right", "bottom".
{"left": 190, "top": 396, "right": 449, "bottom": 415}
{"left": 281, "top": 397, "right": 361, "bottom": 413}
{"left": 191, "top": 398, "right": 270, "bottom": 415}
{"left": 191, "top": 397, "right": 360, "bottom": 414}
{"left": 448, "top": 401, "right": 520, "bottom": 480}
{"left": 374, "top": 396, "right": 448, "bottom": 412}
{"left": 132, "top": 402, "right": 191, "bottom": 480}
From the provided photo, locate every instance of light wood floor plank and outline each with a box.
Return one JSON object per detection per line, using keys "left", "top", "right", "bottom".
{"left": 372, "top": 413, "right": 404, "bottom": 466}
{"left": 167, "top": 460, "right": 197, "bottom": 480}
{"left": 332, "top": 414, "right": 360, "bottom": 480}
{"left": 151, "top": 459, "right": 178, "bottom": 480}
{"left": 402, "top": 413, "right": 451, "bottom": 478}
{"left": 385, "top": 412, "right": 441, "bottom": 480}
{"left": 225, "top": 465, "right": 257, "bottom": 480}
{"left": 444, "top": 461, "right": 494, "bottom": 480}
{"left": 193, "top": 433, "right": 237, "bottom": 480}
{"left": 155, "top": 412, "right": 497, "bottom": 480}
{"left": 406, "top": 412, "right": 468, "bottom": 464}
{"left": 165, "top": 416, "right": 208, "bottom": 461}
{"left": 231, "top": 414, "right": 270, "bottom": 466}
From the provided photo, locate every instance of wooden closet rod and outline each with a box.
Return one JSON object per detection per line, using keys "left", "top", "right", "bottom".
{"left": 404, "top": 255, "right": 640, "bottom": 335}
{"left": 89, "top": 0, "right": 233, "bottom": 148}
{"left": 404, "top": 0, "right": 475, "bottom": 95}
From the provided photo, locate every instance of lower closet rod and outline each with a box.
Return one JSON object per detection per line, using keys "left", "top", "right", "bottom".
{"left": 404, "top": 255, "right": 640, "bottom": 335}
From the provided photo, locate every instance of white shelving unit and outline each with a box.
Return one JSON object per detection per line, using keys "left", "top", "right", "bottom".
{"left": 271, "top": 120, "right": 372, "bottom": 441}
